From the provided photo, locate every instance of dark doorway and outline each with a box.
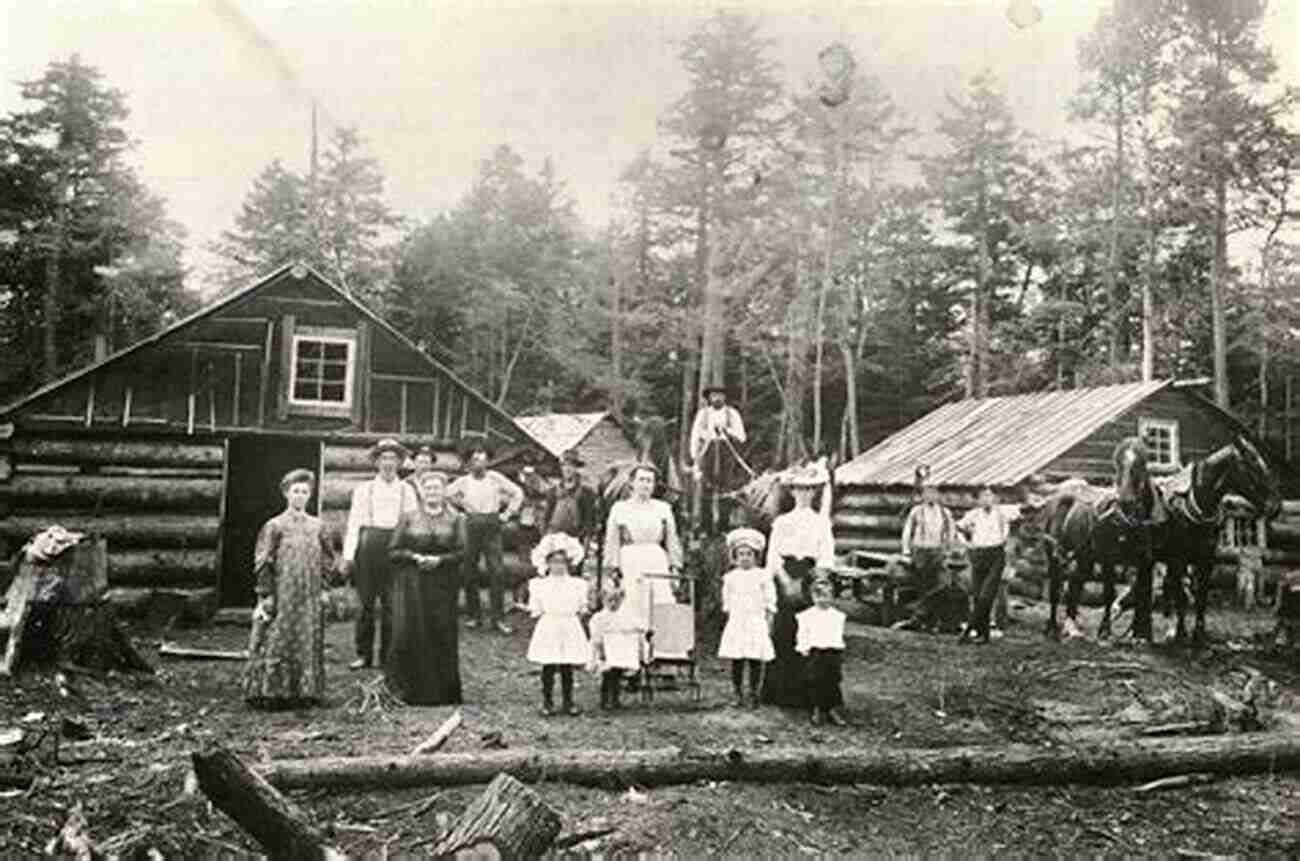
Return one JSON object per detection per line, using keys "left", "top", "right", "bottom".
{"left": 219, "top": 437, "right": 322, "bottom": 606}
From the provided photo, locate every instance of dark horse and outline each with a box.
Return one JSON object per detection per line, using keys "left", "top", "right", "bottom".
{"left": 1039, "top": 437, "right": 1160, "bottom": 640}
{"left": 1145, "top": 436, "right": 1280, "bottom": 643}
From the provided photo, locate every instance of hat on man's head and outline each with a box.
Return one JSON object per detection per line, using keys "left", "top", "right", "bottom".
{"left": 369, "top": 438, "right": 410, "bottom": 461}
{"left": 410, "top": 444, "right": 436, "bottom": 461}
{"left": 702, "top": 383, "right": 728, "bottom": 399}
{"left": 561, "top": 448, "right": 585, "bottom": 467}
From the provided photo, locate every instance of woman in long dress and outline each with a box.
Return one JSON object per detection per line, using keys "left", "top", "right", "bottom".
{"left": 761, "top": 462, "right": 836, "bottom": 708}
{"left": 244, "top": 468, "right": 334, "bottom": 709}
{"left": 386, "top": 470, "right": 466, "bottom": 705}
{"left": 603, "top": 464, "right": 683, "bottom": 628}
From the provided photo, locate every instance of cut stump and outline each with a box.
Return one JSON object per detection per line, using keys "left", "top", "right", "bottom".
{"left": 431, "top": 772, "right": 561, "bottom": 859}
{"left": 191, "top": 745, "right": 345, "bottom": 861}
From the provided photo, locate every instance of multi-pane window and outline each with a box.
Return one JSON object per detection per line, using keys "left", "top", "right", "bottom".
{"left": 1138, "top": 418, "right": 1179, "bottom": 468}
{"left": 290, "top": 334, "right": 354, "bottom": 408}
{"left": 1220, "top": 515, "right": 1264, "bottom": 551}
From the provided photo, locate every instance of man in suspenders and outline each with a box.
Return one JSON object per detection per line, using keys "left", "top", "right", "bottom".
{"left": 342, "top": 439, "right": 418, "bottom": 670}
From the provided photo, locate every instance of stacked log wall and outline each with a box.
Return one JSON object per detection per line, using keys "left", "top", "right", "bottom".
{"left": 0, "top": 436, "right": 223, "bottom": 606}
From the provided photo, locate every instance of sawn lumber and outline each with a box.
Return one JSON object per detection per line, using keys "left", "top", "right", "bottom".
{"left": 257, "top": 733, "right": 1300, "bottom": 791}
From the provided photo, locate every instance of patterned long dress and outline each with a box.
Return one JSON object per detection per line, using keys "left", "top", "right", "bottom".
{"left": 386, "top": 507, "right": 466, "bottom": 705}
{"left": 244, "top": 510, "right": 333, "bottom": 707}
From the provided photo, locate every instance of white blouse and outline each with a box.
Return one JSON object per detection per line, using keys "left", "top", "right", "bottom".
{"left": 766, "top": 506, "right": 836, "bottom": 576}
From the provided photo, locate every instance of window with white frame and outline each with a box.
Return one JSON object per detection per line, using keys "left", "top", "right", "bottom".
{"left": 1138, "top": 418, "right": 1180, "bottom": 468}
{"left": 289, "top": 331, "right": 355, "bottom": 410}
{"left": 1220, "top": 515, "right": 1265, "bottom": 551}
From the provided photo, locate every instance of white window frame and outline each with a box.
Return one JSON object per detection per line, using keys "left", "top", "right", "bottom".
{"left": 1138, "top": 417, "right": 1180, "bottom": 469}
{"left": 288, "top": 329, "right": 356, "bottom": 413}
{"left": 1219, "top": 514, "right": 1266, "bottom": 552}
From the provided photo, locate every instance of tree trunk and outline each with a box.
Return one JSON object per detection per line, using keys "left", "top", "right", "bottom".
{"left": 258, "top": 734, "right": 1300, "bottom": 792}
{"left": 1211, "top": 172, "right": 1230, "bottom": 408}
{"left": 1107, "top": 90, "right": 1126, "bottom": 368}
{"left": 42, "top": 168, "right": 70, "bottom": 383}
{"left": 610, "top": 270, "right": 624, "bottom": 421}
{"left": 839, "top": 340, "right": 860, "bottom": 458}
{"left": 192, "top": 746, "right": 346, "bottom": 860}
{"left": 431, "top": 773, "right": 562, "bottom": 859}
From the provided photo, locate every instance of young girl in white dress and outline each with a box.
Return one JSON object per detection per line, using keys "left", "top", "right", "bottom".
{"left": 718, "top": 527, "right": 777, "bottom": 708}
{"left": 526, "top": 532, "right": 591, "bottom": 716}
{"left": 587, "top": 584, "right": 645, "bottom": 710}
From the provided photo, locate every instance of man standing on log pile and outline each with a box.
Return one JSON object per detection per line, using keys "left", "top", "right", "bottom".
{"left": 342, "top": 439, "right": 418, "bottom": 670}
{"left": 448, "top": 437, "right": 524, "bottom": 634}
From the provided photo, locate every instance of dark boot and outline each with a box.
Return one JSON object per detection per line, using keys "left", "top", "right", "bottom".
{"left": 541, "top": 666, "right": 556, "bottom": 716}
{"left": 561, "top": 667, "right": 580, "bottom": 716}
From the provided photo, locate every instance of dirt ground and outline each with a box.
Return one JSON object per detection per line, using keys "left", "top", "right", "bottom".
{"left": 2, "top": 596, "right": 1298, "bottom": 857}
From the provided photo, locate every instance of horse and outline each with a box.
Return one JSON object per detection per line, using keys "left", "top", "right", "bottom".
{"left": 1038, "top": 437, "right": 1159, "bottom": 640}
{"left": 1142, "top": 436, "right": 1280, "bottom": 643}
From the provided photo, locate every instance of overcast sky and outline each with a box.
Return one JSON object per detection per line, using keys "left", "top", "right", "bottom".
{"left": 2, "top": 1, "right": 1297, "bottom": 290}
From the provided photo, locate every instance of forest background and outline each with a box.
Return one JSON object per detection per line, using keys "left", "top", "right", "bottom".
{"left": 2, "top": 2, "right": 1298, "bottom": 471}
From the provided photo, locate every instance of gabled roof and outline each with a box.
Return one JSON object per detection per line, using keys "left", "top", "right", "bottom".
{"left": 835, "top": 380, "right": 1171, "bottom": 487}
{"left": 515, "top": 411, "right": 616, "bottom": 458}
{"left": 0, "top": 262, "right": 553, "bottom": 455}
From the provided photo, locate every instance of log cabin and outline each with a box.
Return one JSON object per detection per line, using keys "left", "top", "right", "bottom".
{"left": 832, "top": 379, "right": 1300, "bottom": 593}
{"left": 0, "top": 263, "right": 554, "bottom": 613}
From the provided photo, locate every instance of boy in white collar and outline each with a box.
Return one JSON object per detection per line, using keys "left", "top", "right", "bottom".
{"left": 796, "top": 575, "right": 848, "bottom": 726}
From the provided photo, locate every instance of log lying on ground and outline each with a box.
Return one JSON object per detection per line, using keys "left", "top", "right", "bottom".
{"left": 192, "top": 746, "right": 345, "bottom": 860}
{"left": 258, "top": 734, "right": 1300, "bottom": 792}
{"left": 432, "top": 772, "right": 561, "bottom": 858}
{"left": 159, "top": 641, "right": 248, "bottom": 661}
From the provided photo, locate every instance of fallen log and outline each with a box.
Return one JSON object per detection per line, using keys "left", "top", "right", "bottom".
{"left": 1133, "top": 773, "right": 1215, "bottom": 793}
{"left": 431, "top": 772, "right": 561, "bottom": 859}
{"left": 192, "top": 746, "right": 345, "bottom": 860}
{"left": 411, "top": 709, "right": 462, "bottom": 755}
{"left": 159, "top": 642, "right": 248, "bottom": 662}
{"left": 257, "top": 733, "right": 1300, "bottom": 792}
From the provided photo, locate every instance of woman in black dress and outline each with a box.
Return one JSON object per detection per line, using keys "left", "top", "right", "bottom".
{"left": 386, "top": 470, "right": 466, "bottom": 705}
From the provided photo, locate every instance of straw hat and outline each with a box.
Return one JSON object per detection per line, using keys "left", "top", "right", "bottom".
{"left": 725, "top": 527, "right": 767, "bottom": 556}
{"left": 530, "top": 532, "right": 585, "bottom": 575}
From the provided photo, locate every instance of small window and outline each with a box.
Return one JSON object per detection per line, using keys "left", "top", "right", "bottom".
{"left": 1220, "top": 515, "right": 1264, "bottom": 551}
{"left": 1138, "top": 418, "right": 1180, "bottom": 468}
{"left": 289, "top": 332, "right": 355, "bottom": 411}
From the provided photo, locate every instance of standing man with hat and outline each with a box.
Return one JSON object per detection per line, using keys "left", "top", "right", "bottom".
{"left": 690, "top": 383, "right": 748, "bottom": 534}
{"left": 447, "top": 437, "right": 524, "bottom": 634}
{"left": 342, "top": 438, "right": 418, "bottom": 670}
{"left": 545, "top": 449, "right": 597, "bottom": 548}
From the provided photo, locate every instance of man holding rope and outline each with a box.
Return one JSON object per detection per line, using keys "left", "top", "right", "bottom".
{"left": 689, "top": 383, "right": 751, "bottom": 535}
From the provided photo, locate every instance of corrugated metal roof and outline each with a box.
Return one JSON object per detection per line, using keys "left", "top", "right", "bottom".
{"left": 514, "top": 412, "right": 611, "bottom": 458}
{"left": 835, "top": 380, "right": 1171, "bottom": 488}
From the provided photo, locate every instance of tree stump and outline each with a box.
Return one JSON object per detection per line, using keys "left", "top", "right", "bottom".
{"left": 432, "top": 773, "right": 561, "bottom": 859}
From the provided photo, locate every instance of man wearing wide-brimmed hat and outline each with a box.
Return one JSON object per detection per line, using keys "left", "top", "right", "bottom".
{"left": 447, "top": 436, "right": 524, "bottom": 634}
{"left": 342, "top": 438, "right": 419, "bottom": 669}
{"left": 545, "top": 448, "right": 597, "bottom": 547}
{"left": 689, "top": 383, "right": 748, "bottom": 533}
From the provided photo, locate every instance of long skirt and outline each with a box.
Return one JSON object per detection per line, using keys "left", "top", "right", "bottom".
{"left": 761, "top": 556, "right": 815, "bottom": 708}
{"left": 385, "top": 561, "right": 463, "bottom": 705}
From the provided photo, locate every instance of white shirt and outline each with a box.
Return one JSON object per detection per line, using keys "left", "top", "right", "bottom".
{"left": 766, "top": 506, "right": 836, "bottom": 577}
{"left": 343, "top": 477, "right": 418, "bottom": 561}
{"left": 589, "top": 606, "right": 644, "bottom": 671}
{"left": 795, "top": 604, "right": 846, "bottom": 653}
{"left": 959, "top": 506, "right": 1010, "bottom": 548}
{"left": 689, "top": 405, "right": 746, "bottom": 463}
{"left": 901, "top": 503, "right": 954, "bottom": 554}
{"left": 447, "top": 470, "right": 524, "bottom": 517}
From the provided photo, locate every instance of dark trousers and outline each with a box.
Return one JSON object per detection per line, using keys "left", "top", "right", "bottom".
{"left": 541, "top": 664, "right": 575, "bottom": 706}
{"left": 354, "top": 526, "right": 394, "bottom": 664}
{"left": 600, "top": 669, "right": 625, "bottom": 708}
{"left": 805, "top": 648, "right": 844, "bottom": 711}
{"left": 967, "top": 546, "right": 1006, "bottom": 638}
{"left": 462, "top": 514, "right": 506, "bottom": 622}
{"left": 908, "top": 546, "right": 947, "bottom": 627}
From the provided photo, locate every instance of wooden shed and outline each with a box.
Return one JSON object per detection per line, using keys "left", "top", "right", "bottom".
{"left": 0, "top": 263, "right": 553, "bottom": 611}
{"left": 832, "top": 379, "right": 1300, "bottom": 571}
{"left": 513, "top": 412, "right": 637, "bottom": 482}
